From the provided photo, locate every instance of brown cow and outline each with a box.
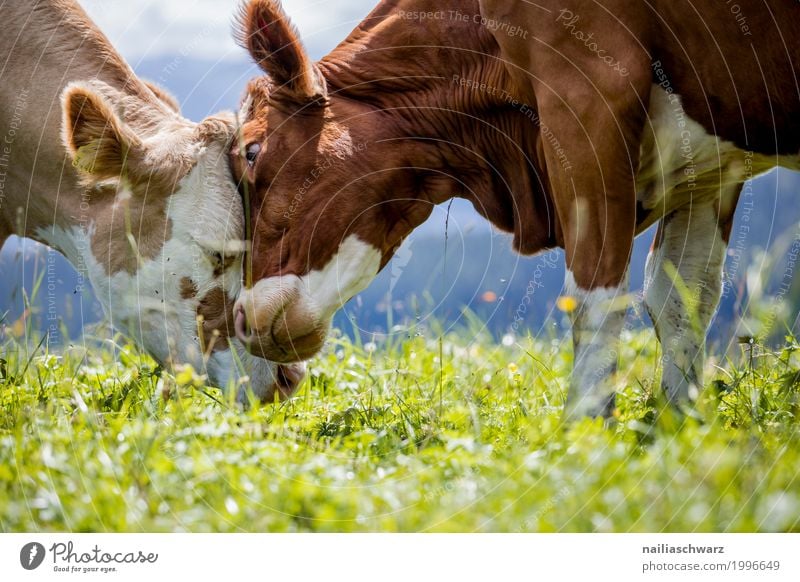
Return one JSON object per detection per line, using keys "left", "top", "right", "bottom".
{"left": 0, "top": 0, "right": 303, "bottom": 402}
{"left": 231, "top": 0, "right": 799, "bottom": 418}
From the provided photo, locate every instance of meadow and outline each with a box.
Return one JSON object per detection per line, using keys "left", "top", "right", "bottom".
{"left": 1, "top": 308, "right": 799, "bottom": 534}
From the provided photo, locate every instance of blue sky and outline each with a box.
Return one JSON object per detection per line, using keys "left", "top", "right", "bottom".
{"left": 79, "top": 0, "right": 378, "bottom": 63}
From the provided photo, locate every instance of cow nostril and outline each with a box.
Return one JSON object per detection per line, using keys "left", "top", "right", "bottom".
{"left": 234, "top": 306, "right": 251, "bottom": 344}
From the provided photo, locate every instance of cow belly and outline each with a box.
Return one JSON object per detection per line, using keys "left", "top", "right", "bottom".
{"left": 635, "top": 86, "right": 783, "bottom": 234}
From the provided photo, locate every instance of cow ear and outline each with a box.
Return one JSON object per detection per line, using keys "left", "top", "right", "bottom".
{"left": 143, "top": 80, "right": 181, "bottom": 113}
{"left": 235, "top": 0, "right": 327, "bottom": 101}
{"left": 61, "top": 83, "right": 143, "bottom": 182}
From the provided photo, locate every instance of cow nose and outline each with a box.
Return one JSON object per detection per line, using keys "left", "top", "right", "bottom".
{"left": 275, "top": 362, "right": 306, "bottom": 398}
{"left": 234, "top": 279, "right": 328, "bottom": 363}
{"left": 234, "top": 304, "right": 251, "bottom": 345}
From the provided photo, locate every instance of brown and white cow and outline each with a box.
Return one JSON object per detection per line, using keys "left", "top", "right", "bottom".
{"left": 0, "top": 0, "right": 303, "bottom": 402}
{"left": 231, "top": 0, "right": 799, "bottom": 418}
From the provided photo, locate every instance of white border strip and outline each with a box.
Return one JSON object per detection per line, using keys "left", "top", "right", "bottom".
{"left": 1, "top": 534, "right": 798, "bottom": 581}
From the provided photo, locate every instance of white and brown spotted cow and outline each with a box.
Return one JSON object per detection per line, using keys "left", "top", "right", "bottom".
{"left": 0, "top": 0, "right": 302, "bottom": 402}
{"left": 230, "top": 0, "right": 799, "bottom": 418}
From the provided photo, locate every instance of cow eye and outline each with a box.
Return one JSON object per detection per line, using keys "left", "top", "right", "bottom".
{"left": 245, "top": 143, "right": 261, "bottom": 167}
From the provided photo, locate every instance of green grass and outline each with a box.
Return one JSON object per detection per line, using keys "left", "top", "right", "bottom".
{"left": 1, "top": 321, "right": 799, "bottom": 532}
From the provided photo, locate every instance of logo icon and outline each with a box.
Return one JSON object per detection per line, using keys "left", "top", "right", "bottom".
{"left": 20, "top": 542, "right": 46, "bottom": 570}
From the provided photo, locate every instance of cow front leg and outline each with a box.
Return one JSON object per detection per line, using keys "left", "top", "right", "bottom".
{"left": 517, "top": 17, "right": 650, "bottom": 419}
{"left": 564, "top": 258, "right": 631, "bottom": 421}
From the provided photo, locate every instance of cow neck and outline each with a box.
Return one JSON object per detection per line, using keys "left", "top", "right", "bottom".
{"left": 317, "top": 0, "right": 558, "bottom": 253}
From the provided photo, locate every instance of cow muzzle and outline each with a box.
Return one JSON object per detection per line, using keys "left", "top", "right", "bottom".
{"left": 267, "top": 362, "right": 307, "bottom": 401}
{"left": 234, "top": 276, "right": 329, "bottom": 363}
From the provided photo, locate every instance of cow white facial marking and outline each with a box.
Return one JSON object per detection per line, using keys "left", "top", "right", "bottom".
{"left": 301, "top": 235, "right": 383, "bottom": 320}
{"left": 235, "top": 235, "right": 382, "bottom": 360}
{"left": 239, "top": 234, "right": 382, "bottom": 324}
{"left": 563, "top": 270, "right": 629, "bottom": 420}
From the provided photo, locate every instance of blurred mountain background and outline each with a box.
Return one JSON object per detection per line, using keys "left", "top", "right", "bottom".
{"left": 2, "top": 0, "right": 799, "bottom": 354}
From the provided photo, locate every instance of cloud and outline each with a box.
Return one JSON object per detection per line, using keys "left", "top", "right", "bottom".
{"left": 78, "top": 0, "right": 376, "bottom": 62}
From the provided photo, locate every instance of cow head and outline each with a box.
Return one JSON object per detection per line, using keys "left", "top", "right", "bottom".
{"left": 231, "top": 0, "right": 441, "bottom": 363}
{"left": 61, "top": 79, "right": 304, "bottom": 402}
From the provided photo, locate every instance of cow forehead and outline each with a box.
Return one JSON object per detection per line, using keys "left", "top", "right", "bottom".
{"left": 240, "top": 117, "right": 268, "bottom": 145}
{"left": 91, "top": 125, "right": 240, "bottom": 278}
{"left": 87, "top": 184, "right": 174, "bottom": 276}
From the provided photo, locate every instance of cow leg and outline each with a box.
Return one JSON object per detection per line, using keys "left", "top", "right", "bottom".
{"left": 644, "top": 198, "right": 734, "bottom": 409}
{"left": 543, "top": 119, "right": 641, "bottom": 421}
{"left": 530, "top": 86, "right": 647, "bottom": 421}
{"left": 532, "top": 84, "right": 643, "bottom": 421}
{"left": 564, "top": 268, "right": 629, "bottom": 419}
